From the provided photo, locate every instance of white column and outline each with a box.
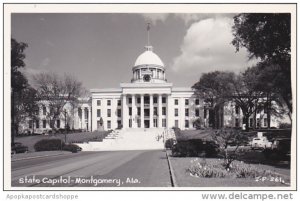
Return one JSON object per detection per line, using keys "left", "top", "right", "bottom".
{"left": 132, "top": 94, "right": 137, "bottom": 128}
{"left": 122, "top": 95, "right": 128, "bottom": 129}
{"left": 88, "top": 107, "right": 92, "bottom": 131}
{"left": 141, "top": 94, "right": 144, "bottom": 128}
{"left": 158, "top": 94, "right": 162, "bottom": 128}
{"left": 167, "top": 95, "right": 172, "bottom": 128}
{"left": 150, "top": 94, "right": 153, "bottom": 128}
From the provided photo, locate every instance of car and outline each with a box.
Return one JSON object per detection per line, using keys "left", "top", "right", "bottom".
{"left": 11, "top": 142, "right": 28, "bottom": 154}
{"left": 250, "top": 137, "right": 272, "bottom": 150}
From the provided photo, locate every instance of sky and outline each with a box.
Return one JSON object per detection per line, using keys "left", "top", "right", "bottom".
{"left": 11, "top": 13, "right": 257, "bottom": 90}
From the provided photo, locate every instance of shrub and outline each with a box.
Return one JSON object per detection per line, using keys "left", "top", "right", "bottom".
{"left": 34, "top": 139, "right": 64, "bottom": 151}
{"left": 279, "top": 123, "right": 292, "bottom": 129}
{"left": 171, "top": 139, "right": 219, "bottom": 157}
{"left": 165, "top": 138, "right": 176, "bottom": 149}
{"left": 63, "top": 144, "right": 82, "bottom": 153}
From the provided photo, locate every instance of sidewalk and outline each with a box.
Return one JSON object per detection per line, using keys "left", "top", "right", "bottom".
{"left": 11, "top": 151, "right": 72, "bottom": 162}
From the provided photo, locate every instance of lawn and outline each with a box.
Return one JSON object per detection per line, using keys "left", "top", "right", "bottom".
{"left": 170, "top": 129, "right": 290, "bottom": 187}
{"left": 15, "top": 131, "right": 110, "bottom": 152}
{"left": 168, "top": 152, "right": 290, "bottom": 187}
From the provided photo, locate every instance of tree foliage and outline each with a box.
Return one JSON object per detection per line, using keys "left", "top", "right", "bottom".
{"left": 232, "top": 13, "right": 292, "bottom": 118}
{"left": 33, "top": 72, "right": 85, "bottom": 128}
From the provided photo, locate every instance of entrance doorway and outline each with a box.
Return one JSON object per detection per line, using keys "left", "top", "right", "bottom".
{"left": 144, "top": 120, "right": 150, "bottom": 128}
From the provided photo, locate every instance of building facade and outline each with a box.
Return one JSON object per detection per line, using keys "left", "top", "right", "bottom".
{"left": 20, "top": 45, "right": 284, "bottom": 134}
{"left": 91, "top": 45, "right": 207, "bottom": 131}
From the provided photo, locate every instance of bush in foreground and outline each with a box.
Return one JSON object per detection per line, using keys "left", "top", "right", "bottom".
{"left": 34, "top": 139, "right": 64, "bottom": 152}
{"left": 171, "top": 139, "right": 219, "bottom": 157}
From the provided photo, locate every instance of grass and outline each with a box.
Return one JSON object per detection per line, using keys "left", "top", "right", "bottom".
{"left": 168, "top": 152, "right": 290, "bottom": 187}
{"left": 15, "top": 131, "right": 110, "bottom": 152}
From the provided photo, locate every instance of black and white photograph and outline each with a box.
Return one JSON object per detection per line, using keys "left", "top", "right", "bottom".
{"left": 3, "top": 3, "right": 296, "bottom": 191}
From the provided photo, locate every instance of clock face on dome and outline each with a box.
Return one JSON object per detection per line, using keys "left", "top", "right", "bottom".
{"left": 143, "top": 74, "right": 151, "bottom": 82}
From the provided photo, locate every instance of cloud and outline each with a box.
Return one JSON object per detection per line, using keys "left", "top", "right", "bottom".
{"left": 140, "top": 14, "right": 170, "bottom": 25}
{"left": 171, "top": 17, "right": 257, "bottom": 74}
{"left": 174, "top": 13, "right": 236, "bottom": 25}
{"left": 41, "top": 57, "right": 50, "bottom": 67}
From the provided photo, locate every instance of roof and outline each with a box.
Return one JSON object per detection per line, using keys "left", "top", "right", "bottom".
{"left": 134, "top": 46, "right": 164, "bottom": 67}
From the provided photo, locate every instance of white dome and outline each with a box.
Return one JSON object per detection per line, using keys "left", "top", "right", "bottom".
{"left": 134, "top": 46, "right": 164, "bottom": 67}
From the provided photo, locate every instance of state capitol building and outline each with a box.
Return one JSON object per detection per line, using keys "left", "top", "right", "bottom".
{"left": 20, "top": 28, "right": 283, "bottom": 134}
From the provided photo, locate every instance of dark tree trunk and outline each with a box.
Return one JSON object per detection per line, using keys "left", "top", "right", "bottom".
{"left": 242, "top": 115, "right": 250, "bottom": 131}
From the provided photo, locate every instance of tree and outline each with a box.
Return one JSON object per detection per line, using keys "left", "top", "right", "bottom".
{"left": 212, "top": 129, "right": 248, "bottom": 170}
{"left": 231, "top": 69, "right": 264, "bottom": 131}
{"left": 11, "top": 38, "right": 29, "bottom": 144}
{"left": 33, "top": 72, "right": 85, "bottom": 130}
{"left": 232, "top": 13, "right": 292, "bottom": 118}
{"left": 192, "top": 71, "right": 235, "bottom": 128}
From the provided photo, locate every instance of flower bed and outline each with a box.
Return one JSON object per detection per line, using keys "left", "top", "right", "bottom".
{"left": 187, "top": 158, "right": 289, "bottom": 183}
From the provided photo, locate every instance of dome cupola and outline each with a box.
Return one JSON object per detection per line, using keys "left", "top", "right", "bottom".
{"left": 131, "top": 23, "right": 167, "bottom": 84}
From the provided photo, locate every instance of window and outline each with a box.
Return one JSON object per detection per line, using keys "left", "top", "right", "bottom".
{"left": 43, "top": 120, "right": 47, "bottom": 128}
{"left": 117, "top": 109, "right": 121, "bottom": 117}
{"left": 117, "top": 100, "right": 121, "bottom": 106}
{"left": 129, "top": 119, "right": 132, "bottom": 128}
{"left": 235, "top": 106, "right": 240, "bottom": 114}
{"left": 29, "top": 120, "right": 33, "bottom": 129}
{"left": 162, "top": 119, "right": 167, "bottom": 127}
{"left": 263, "top": 118, "right": 267, "bottom": 127}
{"left": 185, "top": 108, "right": 189, "bottom": 117}
{"left": 36, "top": 120, "right": 39, "bottom": 129}
{"left": 35, "top": 107, "right": 39, "bottom": 115}
{"left": 107, "top": 109, "right": 111, "bottom": 117}
{"left": 249, "top": 118, "right": 253, "bottom": 128}
{"left": 97, "top": 109, "right": 101, "bottom": 117}
{"left": 175, "top": 120, "right": 179, "bottom": 128}
{"left": 84, "top": 109, "right": 88, "bottom": 119}
{"left": 137, "top": 107, "right": 141, "bottom": 116}
{"left": 107, "top": 120, "right": 111, "bottom": 129}
{"left": 97, "top": 100, "right": 101, "bottom": 106}
{"left": 129, "top": 107, "right": 132, "bottom": 116}
{"left": 195, "top": 108, "right": 200, "bottom": 117}
{"left": 174, "top": 99, "right": 178, "bottom": 105}
{"left": 97, "top": 120, "right": 101, "bottom": 129}
{"left": 153, "top": 97, "right": 157, "bottom": 104}
{"left": 162, "top": 107, "right": 166, "bottom": 115}
{"left": 154, "top": 107, "right": 158, "bottom": 116}
{"left": 50, "top": 120, "right": 55, "bottom": 128}
{"left": 56, "top": 120, "right": 60, "bottom": 128}
{"left": 162, "top": 97, "right": 166, "bottom": 104}
{"left": 117, "top": 120, "right": 122, "bottom": 128}
{"left": 235, "top": 118, "right": 239, "bottom": 127}
{"left": 175, "top": 108, "right": 178, "bottom": 117}
{"left": 185, "top": 120, "right": 189, "bottom": 128}
{"left": 43, "top": 106, "right": 46, "bottom": 115}
{"left": 185, "top": 99, "right": 189, "bottom": 106}
{"left": 107, "top": 100, "right": 111, "bottom": 106}
{"left": 137, "top": 97, "right": 141, "bottom": 104}
{"left": 204, "top": 108, "right": 207, "bottom": 118}
{"left": 195, "top": 99, "right": 200, "bottom": 105}
{"left": 128, "top": 98, "right": 132, "bottom": 104}
{"left": 256, "top": 118, "right": 260, "bottom": 127}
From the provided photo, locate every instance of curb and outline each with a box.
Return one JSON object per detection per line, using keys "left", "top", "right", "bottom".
{"left": 11, "top": 152, "right": 70, "bottom": 162}
{"left": 165, "top": 150, "right": 178, "bottom": 187}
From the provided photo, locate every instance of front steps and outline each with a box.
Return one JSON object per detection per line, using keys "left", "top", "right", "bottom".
{"left": 75, "top": 128, "right": 167, "bottom": 151}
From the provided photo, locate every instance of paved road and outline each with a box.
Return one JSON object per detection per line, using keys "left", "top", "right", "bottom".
{"left": 11, "top": 150, "right": 172, "bottom": 187}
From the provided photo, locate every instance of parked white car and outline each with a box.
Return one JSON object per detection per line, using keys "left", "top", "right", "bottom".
{"left": 250, "top": 137, "right": 272, "bottom": 149}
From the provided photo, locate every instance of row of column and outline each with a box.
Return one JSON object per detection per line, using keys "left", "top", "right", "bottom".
{"left": 122, "top": 94, "right": 169, "bottom": 128}
{"left": 78, "top": 106, "right": 92, "bottom": 131}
